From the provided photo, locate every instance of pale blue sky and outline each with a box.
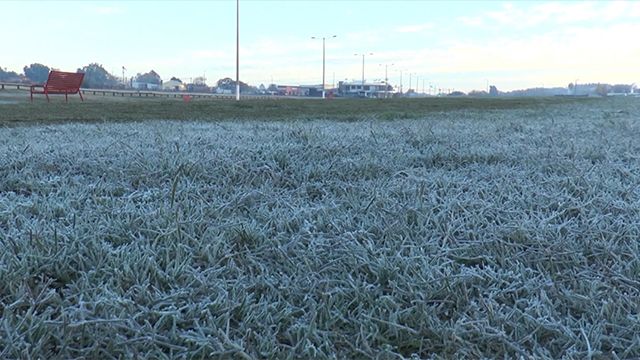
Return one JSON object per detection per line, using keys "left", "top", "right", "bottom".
{"left": 3, "top": 1, "right": 639, "bottom": 91}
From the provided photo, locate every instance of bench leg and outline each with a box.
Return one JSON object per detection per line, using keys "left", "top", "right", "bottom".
{"left": 30, "top": 91, "right": 33, "bottom": 102}
{"left": 65, "top": 93, "right": 68, "bottom": 102}
{"left": 79, "top": 91, "right": 84, "bottom": 101}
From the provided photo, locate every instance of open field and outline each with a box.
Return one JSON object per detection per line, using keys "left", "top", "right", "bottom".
{"left": 0, "top": 88, "right": 600, "bottom": 125}
{"left": 1, "top": 95, "right": 640, "bottom": 358}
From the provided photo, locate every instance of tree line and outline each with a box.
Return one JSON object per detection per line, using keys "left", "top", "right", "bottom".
{"left": 0, "top": 63, "right": 167, "bottom": 89}
{"left": 1, "top": 63, "right": 259, "bottom": 92}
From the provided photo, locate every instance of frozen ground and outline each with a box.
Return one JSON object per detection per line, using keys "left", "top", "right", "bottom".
{"left": 1, "top": 100, "right": 640, "bottom": 358}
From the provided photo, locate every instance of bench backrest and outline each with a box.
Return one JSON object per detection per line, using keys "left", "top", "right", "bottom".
{"left": 45, "top": 71, "right": 85, "bottom": 93}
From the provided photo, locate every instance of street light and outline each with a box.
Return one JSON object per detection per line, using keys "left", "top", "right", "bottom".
{"left": 354, "top": 53, "right": 373, "bottom": 95}
{"left": 408, "top": 73, "right": 415, "bottom": 94}
{"left": 311, "top": 35, "right": 337, "bottom": 99}
{"left": 235, "top": 0, "right": 240, "bottom": 101}
{"left": 379, "top": 63, "right": 394, "bottom": 98}
{"left": 397, "top": 68, "right": 410, "bottom": 96}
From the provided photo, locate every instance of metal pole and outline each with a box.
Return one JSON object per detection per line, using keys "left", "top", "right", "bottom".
{"left": 322, "top": 37, "right": 326, "bottom": 99}
{"left": 409, "top": 73, "right": 412, "bottom": 93}
{"left": 385, "top": 64, "right": 388, "bottom": 98}
{"left": 235, "top": 0, "right": 240, "bottom": 101}
{"left": 361, "top": 54, "right": 365, "bottom": 86}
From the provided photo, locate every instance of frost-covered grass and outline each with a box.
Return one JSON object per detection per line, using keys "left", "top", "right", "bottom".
{"left": 1, "top": 98, "right": 640, "bottom": 358}
{"left": 0, "top": 90, "right": 591, "bottom": 124}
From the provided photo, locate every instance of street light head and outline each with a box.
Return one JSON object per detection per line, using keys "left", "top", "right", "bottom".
{"left": 311, "top": 36, "right": 317, "bottom": 39}
{"left": 331, "top": 35, "right": 337, "bottom": 38}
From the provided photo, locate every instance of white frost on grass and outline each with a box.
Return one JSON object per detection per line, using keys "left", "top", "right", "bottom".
{"left": 1, "top": 101, "right": 640, "bottom": 358}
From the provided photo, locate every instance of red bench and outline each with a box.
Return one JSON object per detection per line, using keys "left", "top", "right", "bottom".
{"left": 30, "top": 71, "right": 85, "bottom": 102}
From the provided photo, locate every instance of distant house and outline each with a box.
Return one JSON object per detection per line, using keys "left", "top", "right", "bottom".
{"left": 162, "top": 79, "right": 185, "bottom": 91}
{"left": 132, "top": 70, "right": 162, "bottom": 90}
{"left": 276, "top": 85, "right": 307, "bottom": 96}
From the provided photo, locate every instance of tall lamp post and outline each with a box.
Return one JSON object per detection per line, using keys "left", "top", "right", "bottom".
{"left": 235, "top": 0, "right": 240, "bottom": 101}
{"left": 379, "top": 63, "right": 394, "bottom": 98}
{"left": 408, "top": 73, "right": 415, "bottom": 94}
{"left": 354, "top": 53, "right": 373, "bottom": 93}
{"left": 311, "top": 35, "right": 336, "bottom": 99}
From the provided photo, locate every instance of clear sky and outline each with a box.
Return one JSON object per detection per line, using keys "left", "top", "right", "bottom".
{"left": 2, "top": 0, "right": 639, "bottom": 91}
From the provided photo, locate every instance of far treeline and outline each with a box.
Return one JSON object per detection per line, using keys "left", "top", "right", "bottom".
{"left": 1, "top": 63, "right": 123, "bottom": 88}
{"left": 1, "top": 63, "right": 637, "bottom": 96}
{"left": 1, "top": 63, "right": 254, "bottom": 93}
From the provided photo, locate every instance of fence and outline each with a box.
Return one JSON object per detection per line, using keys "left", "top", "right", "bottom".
{"left": 0, "top": 82, "right": 284, "bottom": 100}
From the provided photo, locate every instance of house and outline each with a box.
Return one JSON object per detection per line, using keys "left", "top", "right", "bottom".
{"left": 132, "top": 81, "right": 161, "bottom": 90}
{"left": 162, "top": 78, "right": 185, "bottom": 91}
{"left": 338, "top": 81, "right": 393, "bottom": 98}
{"left": 132, "top": 70, "right": 162, "bottom": 90}
{"left": 276, "top": 85, "right": 307, "bottom": 96}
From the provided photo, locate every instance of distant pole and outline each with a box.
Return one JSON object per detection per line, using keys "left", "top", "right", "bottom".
{"left": 312, "top": 35, "right": 336, "bottom": 99}
{"left": 235, "top": 0, "right": 240, "bottom": 101}
{"left": 399, "top": 70, "right": 403, "bottom": 95}
{"left": 361, "top": 54, "right": 365, "bottom": 85}
{"left": 322, "top": 37, "right": 326, "bottom": 98}
{"left": 385, "top": 64, "right": 388, "bottom": 98}
{"left": 379, "top": 63, "right": 393, "bottom": 98}
{"left": 354, "top": 53, "right": 373, "bottom": 96}
{"left": 122, "top": 66, "right": 126, "bottom": 88}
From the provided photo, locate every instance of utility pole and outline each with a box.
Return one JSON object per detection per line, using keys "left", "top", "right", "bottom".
{"left": 312, "top": 35, "right": 337, "bottom": 99}
{"left": 354, "top": 53, "right": 373, "bottom": 96}
{"left": 379, "top": 63, "right": 394, "bottom": 98}
{"left": 235, "top": 0, "right": 240, "bottom": 101}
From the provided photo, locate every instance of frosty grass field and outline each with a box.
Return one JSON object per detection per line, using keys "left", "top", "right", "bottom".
{"left": 1, "top": 95, "right": 640, "bottom": 358}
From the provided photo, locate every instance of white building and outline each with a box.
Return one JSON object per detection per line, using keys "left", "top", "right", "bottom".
{"left": 162, "top": 79, "right": 185, "bottom": 91}
{"left": 338, "top": 81, "right": 393, "bottom": 98}
{"left": 132, "top": 82, "right": 161, "bottom": 90}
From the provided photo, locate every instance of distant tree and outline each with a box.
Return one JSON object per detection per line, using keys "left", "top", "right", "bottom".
{"left": 468, "top": 90, "right": 488, "bottom": 96}
{"left": 135, "top": 70, "right": 162, "bottom": 85}
{"left": 23, "top": 63, "right": 50, "bottom": 83}
{"left": 595, "top": 84, "right": 608, "bottom": 97}
{"left": 489, "top": 85, "right": 499, "bottom": 96}
{"left": 192, "top": 76, "right": 207, "bottom": 86}
{"left": 77, "top": 63, "right": 119, "bottom": 89}
{"left": 448, "top": 91, "right": 466, "bottom": 96}
{"left": 216, "top": 77, "right": 249, "bottom": 91}
{"left": 169, "top": 77, "right": 182, "bottom": 83}
{"left": 0, "top": 67, "right": 21, "bottom": 82}
{"left": 610, "top": 84, "right": 632, "bottom": 94}
{"left": 267, "top": 83, "right": 278, "bottom": 92}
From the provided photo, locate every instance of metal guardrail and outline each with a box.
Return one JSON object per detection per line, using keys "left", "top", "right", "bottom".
{"left": 0, "top": 82, "right": 283, "bottom": 100}
{"left": 0, "top": 82, "right": 31, "bottom": 91}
